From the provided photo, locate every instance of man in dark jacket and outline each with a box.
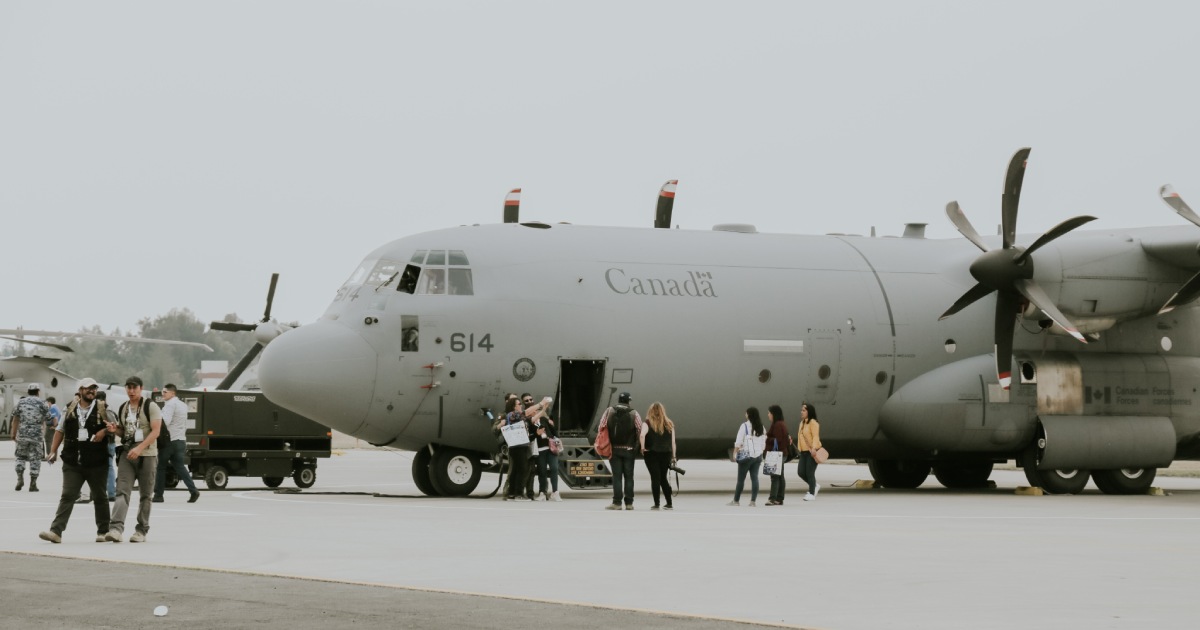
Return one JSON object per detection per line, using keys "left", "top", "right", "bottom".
{"left": 39, "top": 378, "right": 113, "bottom": 544}
{"left": 598, "top": 392, "right": 643, "bottom": 510}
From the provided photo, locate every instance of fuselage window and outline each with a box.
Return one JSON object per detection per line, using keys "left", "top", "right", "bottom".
{"left": 410, "top": 250, "right": 428, "bottom": 264}
{"left": 418, "top": 268, "right": 446, "bottom": 295}
{"left": 448, "top": 250, "right": 470, "bottom": 265}
{"left": 426, "top": 250, "right": 446, "bottom": 266}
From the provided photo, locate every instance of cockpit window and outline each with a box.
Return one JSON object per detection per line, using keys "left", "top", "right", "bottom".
{"left": 365, "top": 260, "right": 404, "bottom": 285}
{"left": 410, "top": 250, "right": 427, "bottom": 264}
{"left": 413, "top": 249, "right": 474, "bottom": 295}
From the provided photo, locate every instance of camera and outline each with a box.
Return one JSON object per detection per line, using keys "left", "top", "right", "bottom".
{"left": 668, "top": 462, "right": 686, "bottom": 475}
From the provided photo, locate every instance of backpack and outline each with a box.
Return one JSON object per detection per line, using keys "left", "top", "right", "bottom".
{"left": 607, "top": 406, "right": 636, "bottom": 449}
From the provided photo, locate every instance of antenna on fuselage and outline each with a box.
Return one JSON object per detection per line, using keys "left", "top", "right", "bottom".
{"left": 503, "top": 188, "right": 521, "bottom": 223}
{"left": 655, "top": 180, "right": 678, "bottom": 228}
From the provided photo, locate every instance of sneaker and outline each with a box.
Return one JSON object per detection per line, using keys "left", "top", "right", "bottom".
{"left": 726, "top": 500, "right": 739, "bottom": 506}
{"left": 534, "top": 493, "right": 546, "bottom": 501}
{"left": 766, "top": 500, "right": 780, "bottom": 506}
{"left": 749, "top": 501, "right": 757, "bottom": 507}
{"left": 188, "top": 491, "right": 200, "bottom": 503}
{"left": 625, "top": 505, "right": 634, "bottom": 510}
{"left": 650, "top": 505, "right": 660, "bottom": 511}
{"left": 513, "top": 496, "right": 531, "bottom": 502}
{"left": 152, "top": 497, "right": 165, "bottom": 503}
{"left": 664, "top": 504, "right": 673, "bottom": 510}
{"left": 605, "top": 503, "right": 622, "bottom": 511}
{"left": 804, "top": 493, "right": 815, "bottom": 501}
{"left": 76, "top": 495, "right": 91, "bottom": 504}
{"left": 551, "top": 492, "right": 562, "bottom": 502}
{"left": 39, "top": 531, "right": 61, "bottom": 544}
{"left": 130, "top": 532, "right": 146, "bottom": 543}
{"left": 814, "top": 483, "right": 821, "bottom": 497}
{"left": 105, "top": 530, "right": 122, "bottom": 543}
{"left": 95, "top": 535, "right": 107, "bottom": 543}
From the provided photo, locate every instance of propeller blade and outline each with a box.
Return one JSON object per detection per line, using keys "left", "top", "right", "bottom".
{"left": 262, "top": 273, "right": 279, "bottom": 322}
{"left": 1159, "top": 184, "right": 1200, "bottom": 228}
{"left": 0, "top": 336, "right": 74, "bottom": 353}
{"left": 945, "top": 202, "right": 990, "bottom": 252}
{"left": 939, "top": 283, "right": 994, "bottom": 320}
{"left": 1158, "top": 269, "right": 1200, "bottom": 314}
{"left": 654, "top": 180, "right": 678, "bottom": 229}
{"left": 210, "top": 322, "right": 257, "bottom": 332}
{"left": 1015, "top": 215, "right": 1098, "bottom": 264}
{"left": 0, "top": 329, "right": 212, "bottom": 351}
{"left": 994, "top": 291, "right": 1020, "bottom": 390}
{"left": 1014, "top": 279, "right": 1088, "bottom": 343}
{"left": 216, "top": 343, "right": 263, "bottom": 391}
{"left": 1001, "top": 147, "right": 1031, "bottom": 250}
{"left": 503, "top": 188, "right": 521, "bottom": 224}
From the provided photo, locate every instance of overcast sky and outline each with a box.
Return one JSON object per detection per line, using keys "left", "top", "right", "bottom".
{"left": 4, "top": 1, "right": 1200, "bottom": 334}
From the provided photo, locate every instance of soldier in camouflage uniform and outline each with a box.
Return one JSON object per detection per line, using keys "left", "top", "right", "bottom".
{"left": 10, "top": 383, "right": 50, "bottom": 492}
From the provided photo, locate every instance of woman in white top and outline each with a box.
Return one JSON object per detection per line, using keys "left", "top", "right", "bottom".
{"left": 729, "top": 407, "right": 766, "bottom": 506}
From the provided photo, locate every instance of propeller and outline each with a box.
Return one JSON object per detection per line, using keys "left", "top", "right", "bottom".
{"left": 503, "top": 188, "right": 521, "bottom": 223}
{"left": 938, "top": 148, "right": 1096, "bottom": 389}
{"left": 655, "top": 180, "right": 678, "bottom": 228}
{"left": 209, "top": 273, "right": 290, "bottom": 390}
{"left": 0, "top": 328, "right": 212, "bottom": 352}
{"left": 1156, "top": 185, "right": 1200, "bottom": 314}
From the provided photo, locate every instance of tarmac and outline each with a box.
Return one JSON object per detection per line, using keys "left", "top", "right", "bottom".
{"left": 2, "top": 443, "right": 1199, "bottom": 629}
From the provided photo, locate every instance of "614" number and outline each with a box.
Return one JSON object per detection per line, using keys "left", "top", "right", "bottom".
{"left": 450, "top": 333, "right": 493, "bottom": 353}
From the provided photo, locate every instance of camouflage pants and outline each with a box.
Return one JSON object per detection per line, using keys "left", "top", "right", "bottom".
{"left": 14, "top": 438, "right": 43, "bottom": 476}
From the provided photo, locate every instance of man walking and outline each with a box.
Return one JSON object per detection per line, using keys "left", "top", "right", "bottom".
{"left": 11, "top": 384, "right": 50, "bottom": 492}
{"left": 597, "top": 392, "right": 643, "bottom": 510}
{"left": 154, "top": 384, "right": 199, "bottom": 503}
{"left": 39, "top": 378, "right": 112, "bottom": 543}
{"left": 44, "top": 396, "right": 60, "bottom": 457}
{"left": 105, "top": 376, "right": 162, "bottom": 543}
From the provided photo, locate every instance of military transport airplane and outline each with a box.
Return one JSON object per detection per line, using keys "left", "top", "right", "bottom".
{"left": 247, "top": 149, "right": 1200, "bottom": 497}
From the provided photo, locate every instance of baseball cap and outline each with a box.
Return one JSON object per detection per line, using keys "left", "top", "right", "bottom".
{"left": 618, "top": 392, "right": 631, "bottom": 404}
{"left": 125, "top": 376, "right": 143, "bottom": 387}
{"left": 77, "top": 377, "right": 99, "bottom": 389}
{"left": 27, "top": 383, "right": 41, "bottom": 393}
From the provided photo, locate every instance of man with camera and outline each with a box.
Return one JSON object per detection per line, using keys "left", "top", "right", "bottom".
{"left": 105, "top": 376, "right": 162, "bottom": 543}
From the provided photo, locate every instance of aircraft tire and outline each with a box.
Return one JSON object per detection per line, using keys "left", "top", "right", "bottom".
{"left": 1019, "top": 449, "right": 1089, "bottom": 494}
{"left": 204, "top": 465, "right": 229, "bottom": 490}
{"left": 932, "top": 461, "right": 994, "bottom": 489}
{"left": 867, "top": 459, "right": 931, "bottom": 489}
{"left": 412, "top": 448, "right": 440, "bottom": 496}
{"left": 263, "top": 476, "right": 284, "bottom": 488}
{"left": 292, "top": 466, "right": 316, "bottom": 489}
{"left": 429, "top": 448, "right": 482, "bottom": 497}
{"left": 1091, "top": 468, "right": 1156, "bottom": 495}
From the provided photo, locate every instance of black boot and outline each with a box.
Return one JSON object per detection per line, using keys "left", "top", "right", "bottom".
{"left": 15, "top": 473, "right": 23, "bottom": 491}
{"left": 29, "top": 475, "right": 38, "bottom": 492}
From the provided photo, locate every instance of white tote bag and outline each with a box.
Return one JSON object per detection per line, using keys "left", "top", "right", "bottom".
{"left": 763, "top": 450, "right": 783, "bottom": 475}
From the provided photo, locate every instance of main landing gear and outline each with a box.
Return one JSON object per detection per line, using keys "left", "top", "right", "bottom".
{"left": 412, "top": 446, "right": 483, "bottom": 497}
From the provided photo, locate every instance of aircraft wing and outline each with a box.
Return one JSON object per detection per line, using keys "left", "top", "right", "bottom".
{"left": 0, "top": 329, "right": 213, "bottom": 352}
{"left": 1139, "top": 232, "right": 1200, "bottom": 270}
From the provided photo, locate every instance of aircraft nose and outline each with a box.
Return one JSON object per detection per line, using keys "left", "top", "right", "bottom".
{"left": 258, "top": 322, "right": 378, "bottom": 436}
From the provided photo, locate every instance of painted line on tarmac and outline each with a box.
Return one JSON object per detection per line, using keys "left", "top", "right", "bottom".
{"left": 1, "top": 550, "right": 824, "bottom": 630}
{"left": 229, "top": 491, "right": 1200, "bottom": 520}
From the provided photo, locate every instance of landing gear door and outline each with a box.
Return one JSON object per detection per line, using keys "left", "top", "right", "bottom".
{"left": 808, "top": 333, "right": 841, "bottom": 404}
{"left": 554, "top": 358, "right": 607, "bottom": 437}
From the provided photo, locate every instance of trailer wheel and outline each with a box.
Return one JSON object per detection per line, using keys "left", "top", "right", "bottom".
{"left": 205, "top": 465, "right": 229, "bottom": 490}
{"left": 262, "top": 476, "right": 284, "bottom": 488}
{"left": 293, "top": 466, "right": 316, "bottom": 489}
{"left": 429, "top": 448, "right": 482, "bottom": 497}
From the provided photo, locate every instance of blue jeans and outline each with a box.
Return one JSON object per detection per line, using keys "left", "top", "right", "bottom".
{"left": 734, "top": 455, "right": 762, "bottom": 502}
{"left": 156, "top": 440, "right": 198, "bottom": 497}
{"left": 797, "top": 452, "right": 818, "bottom": 494}
{"left": 610, "top": 449, "right": 636, "bottom": 506}
{"left": 536, "top": 450, "right": 559, "bottom": 494}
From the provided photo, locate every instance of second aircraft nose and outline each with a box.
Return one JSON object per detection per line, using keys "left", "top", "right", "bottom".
{"left": 258, "top": 321, "right": 378, "bottom": 436}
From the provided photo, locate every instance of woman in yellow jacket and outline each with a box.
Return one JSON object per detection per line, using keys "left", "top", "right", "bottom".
{"left": 796, "top": 402, "right": 822, "bottom": 501}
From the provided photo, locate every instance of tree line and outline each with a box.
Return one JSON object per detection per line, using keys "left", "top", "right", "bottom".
{"left": 2, "top": 309, "right": 259, "bottom": 388}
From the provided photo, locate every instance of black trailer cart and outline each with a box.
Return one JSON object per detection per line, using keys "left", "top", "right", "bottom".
{"left": 163, "top": 389, "right": 332, "bottom": 490}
